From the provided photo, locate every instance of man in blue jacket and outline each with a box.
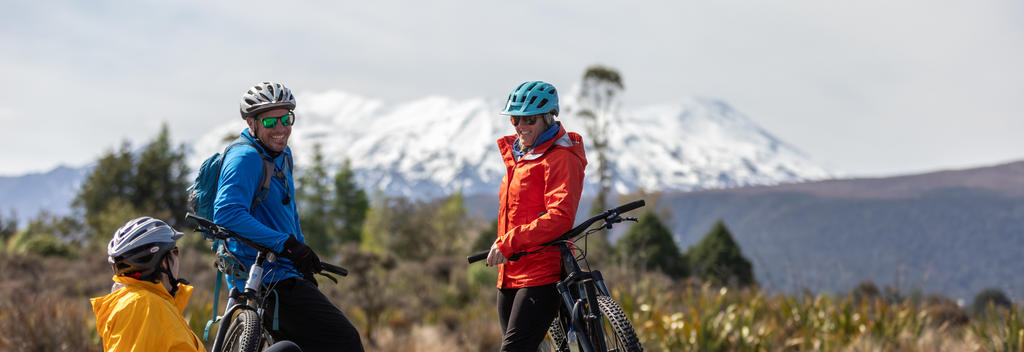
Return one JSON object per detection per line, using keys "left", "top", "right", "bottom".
{"left": 214, "top": 81, "right": 363, "bottom": 352}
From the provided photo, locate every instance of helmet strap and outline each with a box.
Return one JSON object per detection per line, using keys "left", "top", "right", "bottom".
{"left": 158, "top": 254, "right": 187, "bottom": 297}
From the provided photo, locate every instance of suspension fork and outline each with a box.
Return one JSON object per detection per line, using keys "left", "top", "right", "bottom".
{"left": 556, "top": 244, "right": 604, "bottom": 352}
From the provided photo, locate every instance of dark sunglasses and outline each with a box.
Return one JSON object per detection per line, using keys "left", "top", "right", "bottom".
{"left": 260, "top": 112, "right": 296, "bottom": 128}
{"left": 510, "top": 115, "right": 543, "bottom": 126}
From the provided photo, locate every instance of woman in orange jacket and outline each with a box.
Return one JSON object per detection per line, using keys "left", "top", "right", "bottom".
{"left": 486, "top": 81, "right": 587, "bottom": 351}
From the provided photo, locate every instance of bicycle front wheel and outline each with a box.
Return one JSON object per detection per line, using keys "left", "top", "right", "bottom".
{"left": 596, "top": 295, "right": 643, "bottom": 352}
{"left": 222, "top": 309, "right": 263, "bottom": 352}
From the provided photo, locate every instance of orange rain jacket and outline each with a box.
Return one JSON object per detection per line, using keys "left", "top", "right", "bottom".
{"left": 495, "top": 123, "right": 587, "bottom": 289}
{"left": 91, "top": 275, "right": 203, "bottom": 352}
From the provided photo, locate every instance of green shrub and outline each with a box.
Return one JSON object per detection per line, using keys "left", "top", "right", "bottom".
{"left": 23, "top": 235, "right": 76, "bottom": 258}
{"left": 467, "top": 264, "right": 497, "bottom": 289}
{"left": 617, "top": 211, "right": 687, "bottom": 278}
{"left": 686, "top": 220, "right": 754, "bottom": 287}
{"left": 972, "top": 288, "right": 1012, "bottom": 316}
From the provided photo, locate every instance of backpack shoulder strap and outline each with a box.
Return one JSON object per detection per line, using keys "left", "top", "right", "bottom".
{"left": 222, "top": 139, "right": 275, "bottom": 211}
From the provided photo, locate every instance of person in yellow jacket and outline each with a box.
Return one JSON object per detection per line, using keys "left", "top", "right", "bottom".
{"left": 91, "top": 217, "right": 302, "bottom": 352}
{"left": 91, "top": 216, "right": 203, "bottom": 351}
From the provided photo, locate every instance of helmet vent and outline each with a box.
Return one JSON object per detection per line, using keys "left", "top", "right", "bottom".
{"left": 255, "top": 86, "right": 263, "bottom": 91}
{"left": 529, "top": 96, "right": 537, "bottom": 105}
{"left": 526, "top": 82, "right": 538, "bottom": 91}
{"left": 537, "top": 99, "right": 548, "bottom": 109}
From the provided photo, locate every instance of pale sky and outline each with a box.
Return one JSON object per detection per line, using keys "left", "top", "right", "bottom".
{"left": 2, "top": 1, "right": 1022, "bottom": 177}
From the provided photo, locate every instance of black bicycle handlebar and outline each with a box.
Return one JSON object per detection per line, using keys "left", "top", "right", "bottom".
{"left": 185, "top": 213, "right": 349, "bottom": 277}
{"left": 320, "top": 262, "right": 349, "bottom": 277}
{"left": 467, "top": 200, "right": 645, "bottom": 264}
{"left": 467, "top": 251, "right": 489, "bottom": 263}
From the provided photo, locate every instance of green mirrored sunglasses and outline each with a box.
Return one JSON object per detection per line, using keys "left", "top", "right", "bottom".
{"left": 260, "top": 112, "right": 296, "bottom": 128}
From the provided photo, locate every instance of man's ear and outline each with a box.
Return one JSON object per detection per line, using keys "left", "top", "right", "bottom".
{"left": 245, "top": 117, "right": 257, "bottom": 131}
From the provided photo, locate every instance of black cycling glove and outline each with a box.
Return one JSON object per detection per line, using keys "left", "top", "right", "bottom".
{"left": 282, "top": 235, "right": 321, "bottom": 275}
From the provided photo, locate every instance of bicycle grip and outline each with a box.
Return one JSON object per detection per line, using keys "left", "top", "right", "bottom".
{"left": 613, "top": 200, "right": 646, "bottom": 214}
{"left": 185, "top": 213, "right": 216, "bottom": 229}
{"left": 320, "top": 262, "right": 348, "bottom": 277}
{"left": 467, "top": 251, "right": 489, "bottom": 264}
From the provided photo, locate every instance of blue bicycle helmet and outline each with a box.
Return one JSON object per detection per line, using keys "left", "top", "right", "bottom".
{"left": 500, "top": 81, "right": 559, "bottom": 116}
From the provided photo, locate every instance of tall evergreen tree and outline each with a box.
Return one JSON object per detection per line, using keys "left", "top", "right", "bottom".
{"left": 298, "top": 143, "right": 332, "bottom": 255}
{"left": 132, "top": 123, "right": 189, "bottom": 227}
{"left": 74, "top": 141, "right": 136, "bottom": 240}
{"left": 330, "top": 159, "right": 368, "bottom": 245}
{"left": 617, "top": 211, "right": 687, "bottom": 278}
{"left": 433, "top": 191, "right": 468, "bottom": 256}
{"left": 74, "top": 124, "right": 190, "bottom": 242}
{"left": 687, "top": 220, "right": 755, "bottom": 287}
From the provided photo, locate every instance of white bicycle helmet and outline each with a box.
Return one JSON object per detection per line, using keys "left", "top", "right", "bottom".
{"left": 107, "top": 217, "right": 183, "bottom": 278}
{"left": 239, "top": 81, "right": 296, "bottom": 119}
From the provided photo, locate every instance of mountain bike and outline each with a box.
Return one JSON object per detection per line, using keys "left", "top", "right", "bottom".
{"left": 468, "top": 200, "right": 647, "bottom": 352}
{"left": 186, "top": 213, "right": 349, "bottom": 352}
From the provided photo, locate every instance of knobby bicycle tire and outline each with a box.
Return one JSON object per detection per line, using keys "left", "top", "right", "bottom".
{"left": 223, "top": 309, "right": 263, "bottom": 352}
{"left": 539, "top": 314, "right": 571, "bottom": 352}
{"left": 596, "top": 295, "right": 643, "bottom": 352}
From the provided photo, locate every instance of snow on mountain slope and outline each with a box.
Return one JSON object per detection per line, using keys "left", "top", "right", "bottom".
{"left": 192, "top": 90, "right": 830, "bottom": 199}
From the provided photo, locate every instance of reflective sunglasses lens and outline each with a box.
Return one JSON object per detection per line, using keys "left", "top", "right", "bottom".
{"left": 510, "top": 115, "right": 539, "bottom": 126}
{"left": 260, "top": 113, "right": 295, "bottom": 128}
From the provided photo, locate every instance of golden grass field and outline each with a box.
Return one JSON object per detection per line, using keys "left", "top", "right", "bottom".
{"left": 1, "top": 248, "right": 1020, "bottom": 352}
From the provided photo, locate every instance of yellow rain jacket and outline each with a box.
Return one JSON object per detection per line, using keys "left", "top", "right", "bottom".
{"left": 91, "top": 275, "right": 203, "bottom": 352}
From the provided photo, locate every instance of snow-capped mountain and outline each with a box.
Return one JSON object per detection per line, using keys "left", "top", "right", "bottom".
{"left": 192, "top": 90, "right": 831, "bottom": 199}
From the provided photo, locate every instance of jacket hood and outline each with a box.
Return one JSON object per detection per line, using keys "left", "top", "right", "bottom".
{"left": 91, "top": 276, "right": 195, "bottom": 330}
{"left": 498, "top": 123, "right": 587, "bottom": 168}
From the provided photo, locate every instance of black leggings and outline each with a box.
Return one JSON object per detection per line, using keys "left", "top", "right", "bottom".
{"left": 497, "top": 284, "right": 561, "bottom": 352}
{"left": 262, "top": 277, "right": 364, "bottom": 352}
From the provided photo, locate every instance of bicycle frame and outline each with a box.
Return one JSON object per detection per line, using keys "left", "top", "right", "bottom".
{"left": 210, "top": 247, "right": 274, "bottom": 352}
{"left": 553, "top": 242, "right": 612, "bottom": 352}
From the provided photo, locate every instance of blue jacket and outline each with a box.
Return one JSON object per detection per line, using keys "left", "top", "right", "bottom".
{"left": 213, "top": 129, "right": 304, "bottom": 289}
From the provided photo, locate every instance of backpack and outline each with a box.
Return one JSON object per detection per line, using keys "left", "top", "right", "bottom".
{"left": 186, "top": 137, "right": 276, "bottom": 220}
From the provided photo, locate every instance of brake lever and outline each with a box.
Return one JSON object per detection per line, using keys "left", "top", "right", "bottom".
{"left": 318, "top": 272, "right": 338, "bottom": 284}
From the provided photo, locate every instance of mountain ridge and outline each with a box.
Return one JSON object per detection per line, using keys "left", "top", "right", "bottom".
{"left": 192, "top": 91, "right": 831, "bottom": 198}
